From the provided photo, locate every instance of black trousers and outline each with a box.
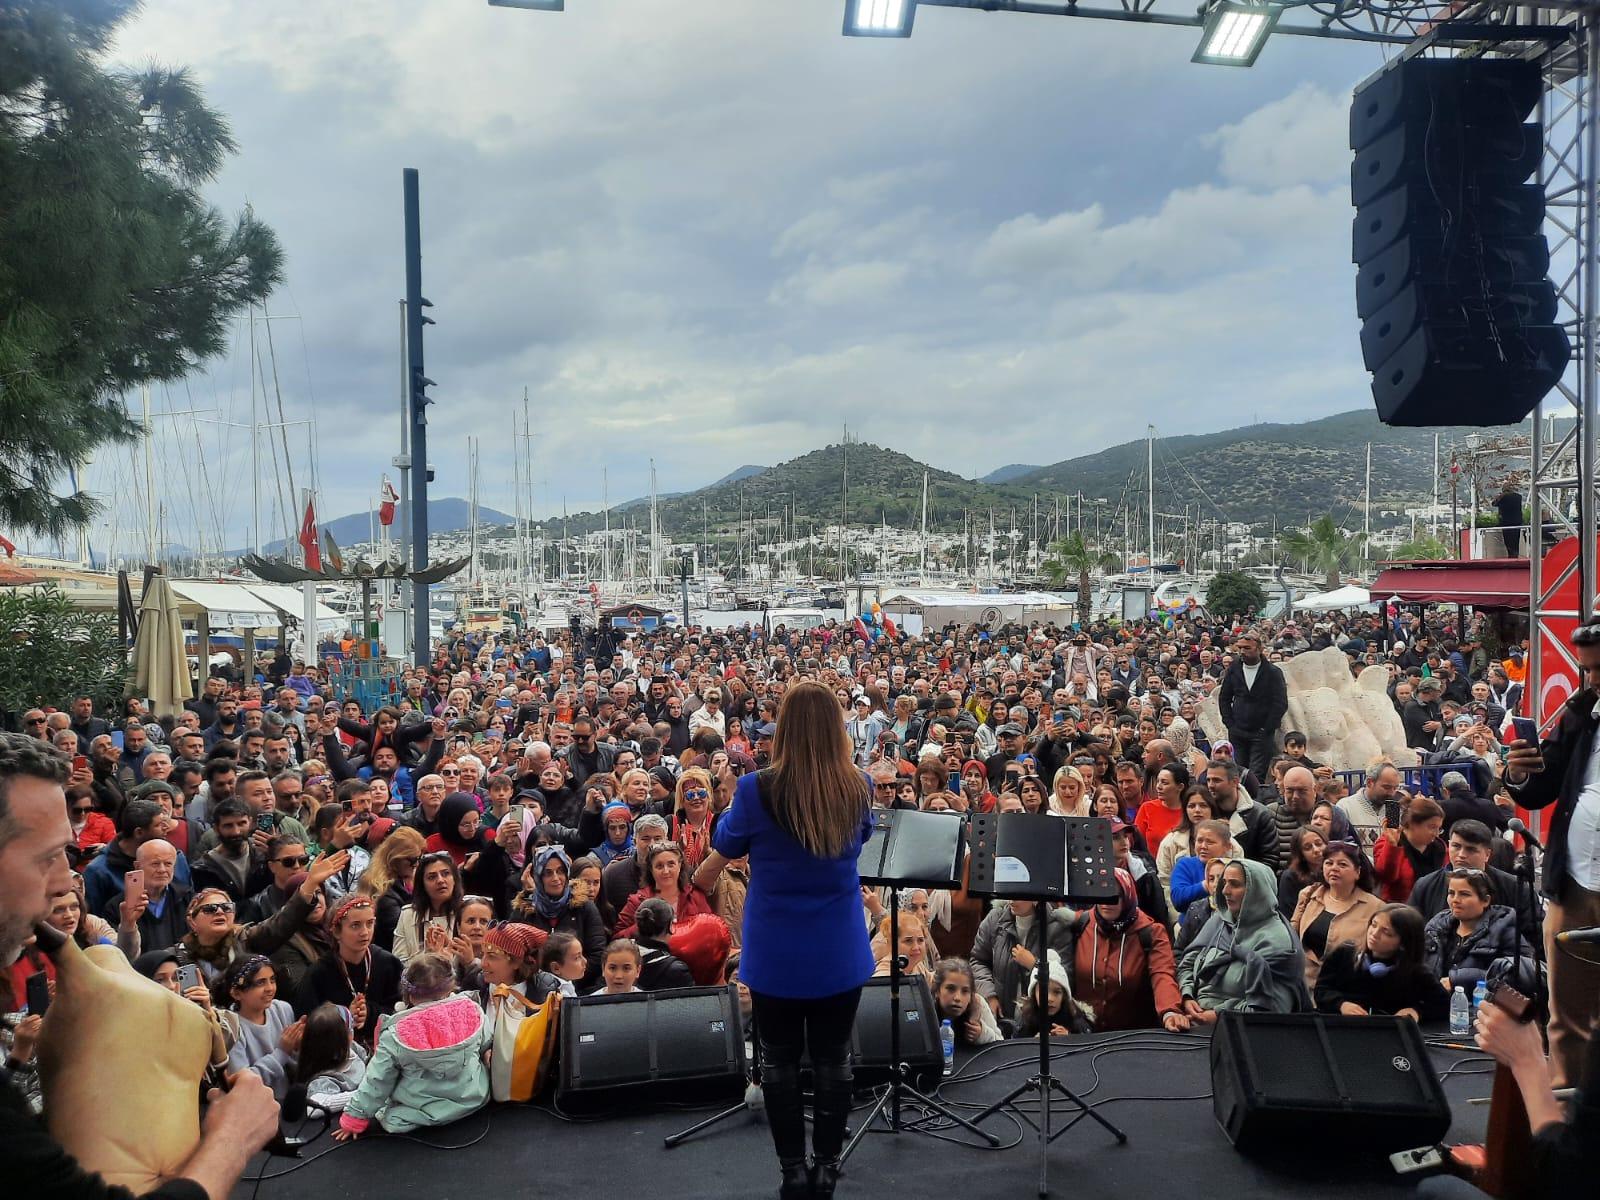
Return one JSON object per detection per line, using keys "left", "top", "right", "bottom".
{"left": 750, "top": 987, "right": 862, "bottom": 1164}
{"left": 1228, "top": 729, "right": 1275, "bottom": 782}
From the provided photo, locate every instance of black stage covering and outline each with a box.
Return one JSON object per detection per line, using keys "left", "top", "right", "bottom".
{"left": 234, "top": 1030, "right": 1494, "bottom": 1199}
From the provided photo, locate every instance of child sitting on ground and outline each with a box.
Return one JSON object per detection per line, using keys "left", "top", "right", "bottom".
{"left": 334, "top": 952, "right": 492, "bottom": 1139}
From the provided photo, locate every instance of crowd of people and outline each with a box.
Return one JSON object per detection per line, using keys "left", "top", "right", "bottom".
{"left": 2, "top": 599, "right": 1596, "bottom": 1199}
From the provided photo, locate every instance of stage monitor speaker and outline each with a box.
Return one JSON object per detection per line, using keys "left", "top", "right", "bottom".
{"left": 848, "top": 975, "right": 944, "bottom": 1090}
{"left": 1210, "top": 1013, "right": 1452, "bottom": 1155}
{"left": 557, "top": 985, "right": 747, "bottom": 1112}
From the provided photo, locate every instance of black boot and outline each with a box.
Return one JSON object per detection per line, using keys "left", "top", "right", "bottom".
{"left": 809, "top": 1060, "right": 854, "bottom": 1198}
{"left": 808, "top": 1158, "right": 841, "bottom": 1200}
{"left": 779, "top": 1158, "right": 812, "bottom": 1200}
{"left": 761, "top": 1062, "right": 811, "bottom": 1198}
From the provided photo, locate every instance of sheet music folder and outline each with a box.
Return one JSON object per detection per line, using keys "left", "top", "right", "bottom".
{"left": 857, "top": 809, "right": 965, "bottom": 889}
{"left": 966, "top": 812, "right": 1119, "bottom": 902}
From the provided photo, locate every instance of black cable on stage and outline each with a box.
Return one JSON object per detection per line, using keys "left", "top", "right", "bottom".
{"left": 243, "top": 1108, "right": 496, "bottom": 1195}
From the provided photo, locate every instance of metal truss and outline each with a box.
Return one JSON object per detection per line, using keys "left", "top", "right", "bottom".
{"left": 914, "top": 0, "right": 1590, "bottom": 47}
{"left": 1529, "top": 5, "right": 1596, "bottom": 728}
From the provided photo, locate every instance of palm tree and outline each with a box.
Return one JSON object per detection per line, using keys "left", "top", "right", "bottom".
{"left": 1280, "top": 516, "right": 1367, "bottom": 589}
{"left": 1042, "top": 532, "right": 1120, "bottom": 626}
{"left": 1389, "top": 533, "right": 1450, "bottom": 561}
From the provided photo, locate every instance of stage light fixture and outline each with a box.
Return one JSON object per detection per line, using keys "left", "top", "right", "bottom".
{"left": 844, "top": 0, "right": 916, "bottom": 38}
{"left": 487, "top": 0, "right": 564, "bottom": 10}
{"left": 1192, "top": 2, "right": 1280, "bottom": 67}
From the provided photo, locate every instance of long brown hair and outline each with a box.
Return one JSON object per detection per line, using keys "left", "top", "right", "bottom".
{"left": 769, "top": 679, "right": 869, "bottom": 858}
{"left": 360, "top": 826, "right": 425, "bottom": 896}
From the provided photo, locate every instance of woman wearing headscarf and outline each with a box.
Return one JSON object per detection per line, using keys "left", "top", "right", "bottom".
{"left": 510, "top": 843, "right": 606, "bottom": 991}
{"left": 593, "top": 800, "right": 634, "bottom": 868}
{"left": 423, "top": 790, "right": 521, "bottom": 915}
{"left": 1067, "top": 868, "right": 1190, "bottom": 1032}
{"left": 1177, "top": 858, "right": 1308, "bottom": 1022}
{"left": 422, "top": 792, "right": 487, "bottom": 868}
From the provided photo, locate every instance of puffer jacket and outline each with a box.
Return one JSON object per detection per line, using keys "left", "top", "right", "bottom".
{"left": 338, "top": 993, "right": 492, "bottom": 1135}
{"left": 1424, "top": 904, "right": 1521, "bottom": 992}
{"left": 969, "top": 904, "right": 1077, "bottom": 1021}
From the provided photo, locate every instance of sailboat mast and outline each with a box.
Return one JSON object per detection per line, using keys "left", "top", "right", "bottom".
{"left": 468, "top": 436, "right": 480, "bottom": 588}
{"left": 251, "top": 311, "right": 261, "bottom": 556}
{"left": 840, "top": 430, "right": 849, "bottom": 584}
{"left": 1364, "top": 441, "right": 1372, "bottom": 566}
{"left": 602, "top": 468, "right": 610, "bottom": 587}
{"left": 1147, "top": 425, "right": 1157, "bottom": 569}
{"left": 649, "top": 460, "right": 660, "bottom": 587}
{"left": 919, "top": 471, "right": 928, "bottom": 581}
{"left": 141, "top": 384, "right": 156, "bottom": 564}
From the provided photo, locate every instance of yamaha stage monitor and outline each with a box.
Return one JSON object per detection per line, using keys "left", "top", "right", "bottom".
{"left": 848, "top": 975, "right": 944, "bottom": 1090}
{"left": 1210, "top": 1012, "right": 1451, "bottom": 1155}
{"left": 558, "top": 985, "right": 747, "bottom": 1113}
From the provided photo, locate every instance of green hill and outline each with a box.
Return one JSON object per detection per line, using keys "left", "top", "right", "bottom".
{"left": 532, "top": 410, "right": 1532, "bottom": 544}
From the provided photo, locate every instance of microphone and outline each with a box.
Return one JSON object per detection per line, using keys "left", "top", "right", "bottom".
{"left": 1555, "top": 927, "right": 1600, "bottom": 945}
{"left": 1507, "top": 818, "right": 1545, "bottom": 851}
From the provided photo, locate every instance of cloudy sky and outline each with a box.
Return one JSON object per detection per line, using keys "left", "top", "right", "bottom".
{"left": 100, "top": 0, "right": 1392, "bottom": 551}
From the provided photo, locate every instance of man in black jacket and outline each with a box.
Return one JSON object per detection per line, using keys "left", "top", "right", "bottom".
{"left": 1216, "top": 631, "right": 1287, "bottom": 779}
{"left": 1408, "top": 819, "right": 1541, "bottom": 946}
{"left": 1204, "top": 757, "right": 1280, "bottom": 869}
{"left": 1505, "top": 619, "right": 1600, "bottom": 1087}
{"left": 1403, "top": 677, "right": 1445, "bottom": 751}
{"left": 0, "top": 731, "right": 279, "bottom": 1199}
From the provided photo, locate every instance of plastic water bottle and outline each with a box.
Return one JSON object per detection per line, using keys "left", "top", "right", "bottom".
{"left": 1449, "top": 987, "right": 1470, "bottom": 1037}
{"left": 1472, "top": 980, "right": 1488, "bottom": 1029}
{"left": 940, "top": 1019, "right": 955, "bottom": 1076}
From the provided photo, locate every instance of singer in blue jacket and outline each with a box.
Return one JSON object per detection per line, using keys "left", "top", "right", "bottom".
{"left": 694, "top": 681, "right": 874, "bottom": 1200}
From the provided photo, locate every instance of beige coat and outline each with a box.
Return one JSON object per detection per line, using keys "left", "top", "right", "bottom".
{"left": 1290, "top": 884, "right": 1385, "bottom": 991}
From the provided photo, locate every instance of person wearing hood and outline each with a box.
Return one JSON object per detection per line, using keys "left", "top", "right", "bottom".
{"left": 970, "top": 898, "right": 1077, "bottom": 1022}
{"left": 1177, "top": 858, "right": 1308, "bottom": 1021}
{"left": 333, "top": 952, "right": 492, "bottom": 1140}
{"left": 510, "top": 844, "right": 607, "bottom": 991}
{"left": 1067, "top": 868, "right": 1189, "bottom": 1032}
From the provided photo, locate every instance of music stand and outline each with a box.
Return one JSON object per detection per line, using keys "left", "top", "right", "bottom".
{"left": 841, "top": 808, "right": 1000, "bottom": 1162}
{"left": 966, "top": 812, "right": 1129, "bottom": 1197}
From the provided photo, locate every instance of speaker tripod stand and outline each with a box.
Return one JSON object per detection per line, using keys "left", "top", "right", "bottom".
{"left": 839, "top": 884, "right": 999, "bottom": 1163}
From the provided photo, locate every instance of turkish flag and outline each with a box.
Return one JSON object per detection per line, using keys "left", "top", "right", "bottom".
{"left": 298, "top": 497, "right": 322, "bottom": 571}
{"left": 0, "top": 533, "right": 13, "bottom": 558}
{"left": 379, "top": 477, "right": 398, "bottom": 527}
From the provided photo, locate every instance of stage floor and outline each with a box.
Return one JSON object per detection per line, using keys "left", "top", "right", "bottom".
{"left": 234, "top": 1030, "right": 1493, "bottom": 1199}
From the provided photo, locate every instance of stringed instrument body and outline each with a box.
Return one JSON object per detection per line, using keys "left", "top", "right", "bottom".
{"left": 33, "top": 924, "right": 215, "bottom": 1194}
{"left": 1450, "top": 982, "right": 1538, "bottom": 1199}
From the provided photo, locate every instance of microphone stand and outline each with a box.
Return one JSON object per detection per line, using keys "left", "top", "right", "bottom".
{"left": 1510, "top": 826, "right": 1546, "bottom": 1008}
